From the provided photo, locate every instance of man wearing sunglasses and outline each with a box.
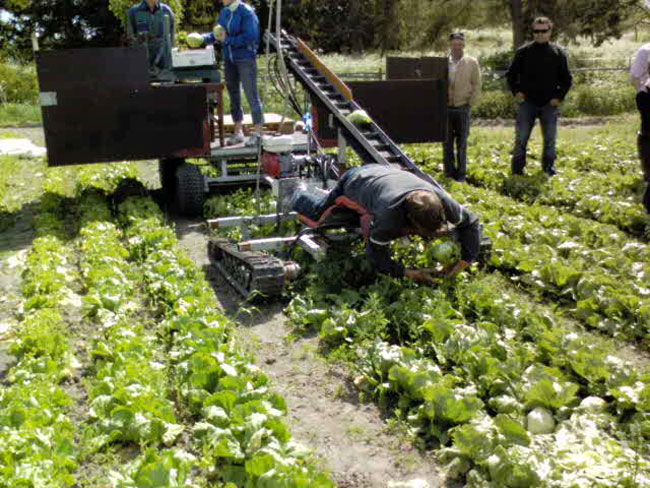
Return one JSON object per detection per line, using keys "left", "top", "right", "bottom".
{"left": 506, "top": 17, "right": 572, "bottom": 176}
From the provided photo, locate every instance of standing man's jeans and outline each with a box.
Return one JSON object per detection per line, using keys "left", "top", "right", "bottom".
{"left": 636, "top": 91, "right": 650, "bottom": 213}
{"left": 224, "top": 57, "right": 264, "bottom": 126}
{"left": 512, "top": 101, "right": 558, "bottom": 174}
{"left": 443, "top": 105, "right": 471, "bottom": 181}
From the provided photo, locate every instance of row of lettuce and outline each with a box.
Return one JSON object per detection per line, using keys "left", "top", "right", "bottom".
{"left": 205, "top": 178, "right": 650, "bottom": 345}
{"left": 203, "top": 177, "right": 650, "bottom": 487}
{"left": 1, "top": 162, "right": 332, "bottom": 486}
{"left": 283, "top": 242, "right": 650, "bottom": 487}
{"left": 406, "top": 127, "right": 649, "bottom": 239}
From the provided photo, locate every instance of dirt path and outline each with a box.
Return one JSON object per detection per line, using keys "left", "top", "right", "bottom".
{"left": 0, "top": 127, "right": 47, "bottom": 382}
{"left": 174, "top": 218, "right": 448, "bottom": 488}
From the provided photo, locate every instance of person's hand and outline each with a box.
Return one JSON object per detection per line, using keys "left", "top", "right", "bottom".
{"left": 437, "top": 260, "right": 470, "bottom": 278}
{"left": 405, "top": 269, "right": 439, "bottom": 285}
{"left": 550, "top": 98, "right": 561, "bottom": 106}
{"left": 515, "top": 92, "right": 525, "bottom": 103}
{"left": 214, "top": 24, "right": 226, "bottom": 42}
{"left": 186, "top": 32, "right": 204, "bottom": 49}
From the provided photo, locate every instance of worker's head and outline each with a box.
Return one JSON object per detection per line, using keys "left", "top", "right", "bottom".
{"left": 145, "top": 0, "right": 159, "bottom": 10}
{"left": 404, "top": 190, "right": 446, "bottom": 238}
{"left": 532, "top": 17, "right": 552, "bottom": 44}
{"left": 449, "top": 32, "right": 465, "bottom": 59}
{"left": 221, "top": 0, "right": 237, "bottom": 6}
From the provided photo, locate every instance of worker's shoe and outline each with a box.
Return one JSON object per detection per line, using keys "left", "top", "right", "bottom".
{"left": 245, "top": 132, "right": 263, "bottom": 148}
{"left": 226, "top": 133, "right": 245, "bottom": 146}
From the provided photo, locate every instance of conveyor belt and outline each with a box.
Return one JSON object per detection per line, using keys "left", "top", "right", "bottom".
{"left": 265, "top": 30, "right": 446, "bottom": 192}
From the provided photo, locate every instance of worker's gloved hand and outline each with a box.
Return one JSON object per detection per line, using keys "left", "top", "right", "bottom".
{"left": 186, "top": 32, "right": 204, "bottom": 49}
{"left": 213, "top": 24, "right": 226, "bottom": 42}
{"left": 435, "top": 260, "right": 470, "bottom": 278}
{"left": 405, "top": 269, "right": 439, "bottom": 285}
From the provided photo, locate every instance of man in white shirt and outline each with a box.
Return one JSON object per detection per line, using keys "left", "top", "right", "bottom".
{"left": 630, "top": 44, "right": 650, "bottom": 213}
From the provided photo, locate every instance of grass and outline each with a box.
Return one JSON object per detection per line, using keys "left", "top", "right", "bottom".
{"left": 0, "top": 103, "right": 41, "bottom": 128}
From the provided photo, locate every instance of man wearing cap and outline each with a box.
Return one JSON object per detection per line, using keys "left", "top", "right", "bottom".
{"left": 444, "top": 32, "right": 482, "bottom": 182}
{"left": 127, "top": 0, "right": 175, "bottom": 76}
{"left": 506, "top": 17, "right": 572, "bottom": 176}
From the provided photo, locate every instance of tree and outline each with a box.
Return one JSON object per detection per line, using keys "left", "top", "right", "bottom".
{"left": 108, "top": 0, "right": 184, "bottom": 32}
{"left": 505, "top": 0, "right": 640, "bottom": 49}
{"left": 509, "top": 0, "right": 524, "bottom": 50}
{"left": 1, "top": 0, "right": 123, "bottom": 61}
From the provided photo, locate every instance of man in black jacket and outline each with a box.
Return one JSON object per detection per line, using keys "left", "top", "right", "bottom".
{"left": 291, "top": 164, "right": 482, "bottom": 284}
{"left": 506, "top": 17, "right": 572, "bottom": 176}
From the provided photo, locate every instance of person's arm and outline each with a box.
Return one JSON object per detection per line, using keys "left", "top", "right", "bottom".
{"left": 469, "top": 58, "right": 482, "bottom": 106}
{"left": 167, "top": 7, "right": 175, "bottom": 46}
{"left": 202, "top": 32, "right": 217, "bottom": 45}
{"left": 126, "top": 8, "right": 136, "bottom": 41}
{"left": 631, "top": 48, "right": 649, "bottom": 91}
{"left": 367, "top": 236, "right": 405, "bottom": 278}
{"left": 555, "top": 47, "right": 572, "bottom": 101}
{"left": 437, "top": 190, "right": 481, "bottom": 273}
{"left": 224, "top": 8, "right": 259, "bottom": 48}
{"left": 505, "top": 48, "right": 523, "bottom": 96}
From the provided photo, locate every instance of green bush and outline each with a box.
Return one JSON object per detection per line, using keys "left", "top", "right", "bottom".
{"left": 474, "top": 83, "right": 636, "bottom": 119}
{"left": 480, "top": 49, "right": 514, "bottom": 72}
{"left": 0, "top": 63, "right": 38, "bottom": 104}
{"left": 0, "top": 103, "right": 42, "bottom": 127}
{"left": 473, "top": 90, "right": 518, "bottom": 118}
{"left": 563, "top": 84, "right": 636, "bottom": 117}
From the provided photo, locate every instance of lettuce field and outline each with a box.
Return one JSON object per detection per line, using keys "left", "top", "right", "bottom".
{"left": 1, "top": 116, "right": 650, "bottom": 487}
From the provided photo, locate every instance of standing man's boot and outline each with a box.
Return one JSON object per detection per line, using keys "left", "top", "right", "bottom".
{"left": 542, "top": 157, "right": 558, "bottom": 176}
{"left": 511, "top": 156, "right": 526, "bottom": 175}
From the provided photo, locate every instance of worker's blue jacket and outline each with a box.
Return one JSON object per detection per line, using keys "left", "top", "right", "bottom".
{"left": 203, "top": 1, "right": 260, "bottom": 62}
{"left": 294, "top": 165, "right": 481, "bottom": 277}
{"left": 127, "top": 1, "right": 175, "bottom": 70}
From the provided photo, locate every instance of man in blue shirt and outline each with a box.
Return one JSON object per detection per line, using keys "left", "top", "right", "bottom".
{"left": 190, "top": 0, "right": 264, "bottom": 146}
{"left": 127, "top": 0, "right": 175, "bottom": 75}
{"left": 292, "top": 165, "right": 482, "bottom": 283}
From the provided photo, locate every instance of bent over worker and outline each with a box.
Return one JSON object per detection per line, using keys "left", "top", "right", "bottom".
{"left": 291, "top": 165, "right": 482, "bottom": 283}
{"left": 127, "top": 0, "right": 175, "bottom": 75}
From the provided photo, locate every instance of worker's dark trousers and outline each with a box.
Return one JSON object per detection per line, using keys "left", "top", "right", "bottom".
{"left": 636, "top": 91, "right": 650, "bottom": 213}
{"left": 512, "top": 101, "right": 558, "bottom": 174}
{"left": 291, "top": 167, "right": 361, "bottom": 220}
{"left": 443, "top": 105, "right": 471, "bottom": 181}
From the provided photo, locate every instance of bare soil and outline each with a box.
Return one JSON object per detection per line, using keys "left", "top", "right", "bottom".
{"left": 174, "top": 218, "right": 448, "bottom": 488}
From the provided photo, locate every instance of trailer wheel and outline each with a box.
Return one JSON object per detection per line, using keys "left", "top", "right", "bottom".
{"left": 175, "top": 162, "right": 206, "bottom": 216}
{"left": 159, "top": 158, "right": 182, "bottom": 202}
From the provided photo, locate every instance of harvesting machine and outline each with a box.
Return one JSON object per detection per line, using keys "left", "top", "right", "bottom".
{"left": 34, "top": 24, "right": 488, "bottom": 298}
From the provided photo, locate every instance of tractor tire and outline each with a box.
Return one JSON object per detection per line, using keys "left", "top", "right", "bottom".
{"left": 175, "top": 162, "right": 206, "bottom": 217}
{"left": 159, "top": 158, "right": 182, "bottom": 202}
